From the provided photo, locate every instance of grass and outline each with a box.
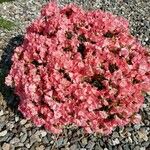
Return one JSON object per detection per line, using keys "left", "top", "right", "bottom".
{"left": 0, "top": 0, "right": 15, "bottom": 3}
{"left": 0, "top": 17, "right": 15, "bottom": 30}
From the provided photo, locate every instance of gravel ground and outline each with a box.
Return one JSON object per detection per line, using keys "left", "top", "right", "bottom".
{"left": 0, "top": 0, "right": 150, "bottom": 150}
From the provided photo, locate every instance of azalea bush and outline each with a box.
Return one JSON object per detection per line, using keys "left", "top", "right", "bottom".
{"left": 5, "top": 2, "right": 150, "bottom": 134}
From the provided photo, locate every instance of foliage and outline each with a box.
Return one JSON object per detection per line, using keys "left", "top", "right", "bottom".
{"left": 0, "top": 0, "right": 15, "bottom": 4}
{"left": 0, "top": 17, "right": 15, "bottom": 30}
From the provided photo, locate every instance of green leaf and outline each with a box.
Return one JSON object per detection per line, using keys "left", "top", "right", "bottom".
{"left": 0, "top": 17, "right": 15, "bottom": 30}
{"left": 0, "top": 0, "right": 15, "bottom": 3}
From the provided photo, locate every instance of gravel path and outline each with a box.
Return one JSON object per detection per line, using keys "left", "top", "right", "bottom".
{"left": 0, "top": 0, "right": 150, "bottom": 150}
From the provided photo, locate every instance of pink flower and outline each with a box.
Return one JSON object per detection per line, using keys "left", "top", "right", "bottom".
{"left": 5, "top": 2, "right": 150, "bottom": 134}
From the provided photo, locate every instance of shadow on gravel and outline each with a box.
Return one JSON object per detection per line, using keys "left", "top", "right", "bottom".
{"left": 0, "top": 35, "right": 24, "bottom": 114}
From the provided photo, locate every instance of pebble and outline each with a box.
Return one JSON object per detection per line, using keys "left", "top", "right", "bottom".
{"left": 40, "top": 130, "right": 47, "bottom": 137}
{"left": 123, "top": 144, "right": 130, "bottom": 150}
{"left": 112, "top": 138, "right": 120, "bottom": 145}
{"left": 0, "top": 123, "right": 5, "bottom": 131}
{"left": 56, "top": 138, "right": 64, "bottom": 148}
{"left": 81, "top": 137, "right": 88, "bottom": 146}
{"left": 20, "top": 132, "right": 28, "bottom": 143}
{"left": 15, "top": 116, "right": 19, "bottom": 122}
{"left": 134, "top": 145, "right": 140, "bottom": 150}
{"left": 2, "top": 143, "right": 11, "bottom": 150}
{"left": 140, "top": 147, "right": 146, "bottom": 150}
{"left": 0, "top": 110, "right": 4, "bottom": 116}
{"left": 25, "top": 143, "right": 32, "bottom": 149}
{"left": 86, "top": 141, "right": 95, "bottom": 150}
{"left": 0, "top": 130, "right": 7, "bottom": 137}
{"left": 20, "top": 119, "right": 27, "bottom": 125}
{"left": 36, "top": 145, "right": 45, "bottom": 150}
{"left": 70, "top": 144, "right": 77, "bottom": 150}
{"left": 10, "top": 137, "right": 20, "bottom": 144}
{"left": 138, "top": 131, "right": 148, "bottom": 141}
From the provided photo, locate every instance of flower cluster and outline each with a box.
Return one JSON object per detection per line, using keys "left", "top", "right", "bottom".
{"left": 5, "top": 2, "right": 150, "bottom": 134}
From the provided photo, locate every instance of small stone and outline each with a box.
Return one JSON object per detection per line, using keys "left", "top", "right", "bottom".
{"left": 112, "top": 138, "right": 120, "bottom": 145}
{"left": 10, "top": 137, "right": 20, "bottom": 144}
{"left": 20, "top": 132, "right": 28, "bottom": 143}
{"left": 134, "top": 124, "right": 141, "bottom": 130}
{"left": 138, "top": 131, "right": 148, "bottom": 141}
{"left": 95, "top": 144, "right": 103, "bottom": 150}
{"left": 134, "top": 145, "right": 140, "bottom": 150}
{"left": 36, "top": 145, "right": 45, "bottom": 150}
{"left": 25, "top": 123, "right": 32, "bottom": 128}
{"left": 0, "top": 130, "right": 7, "bottom": 137}
{"left": 56, "top": 138, "right": 64, "bottom": 148}
{"left": 7, "top": 122, "right": 14, "bottom": 131}
{"left": 20, "top": 119, "right": 27, "bottom": 125}
{"left": 15, "top": 116, "right": 19, "bottom": 122}
{"left": 128, "top": 136, "right": 133, "bottom": 143}
{"left": 0, "top": 110, "right": 4, "bottom": 116}
{"left": 86, "top": 141, "right": 95, "bottom": 150}
{"left": 70, "top": 144, "right": 77, "bottom": 150}
{"left": 140, "top": 147, "right": 146, "bottom": 150}
{"left": 104, "top": 148, "right": 108, "bottom": 150}
{"left": 40, "top": 130, "right": 47, "bottom": 137}
{"left": 43, "top": 136, "right": 49, "bottom": 144}
{"left": 123, "top": 144, "right": 130, "bottom": 150}
{"left": 142, "top": 141, "right": 149, "bottom": 147}
{"left": 118, "top": 145, "right": 123, "bottom": 150}
{"left": 25, "top": 143, "right": 32, "bottom": 149}
{"left": 0, "top": 122, "right": 5, "bottom": 131}
{"left": 2, "top": 143, "right": 11, "bottom": 150}
{"left": 112, "top": 132, "right": 119, "bottom": 138}
{"left": 81, "top": 137, "right": 88, "bottom": 146}
{"left": 17, "top": 143, "right": 24, "bottom": 147}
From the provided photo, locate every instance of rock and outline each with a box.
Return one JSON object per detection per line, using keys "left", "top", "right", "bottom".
{"left": 134, "top": 124, "right": 141, "bottom": 130}
{"left": 123, "top": 144, "right": 130, "bottom": 150}
{"left": 128, "top": 136, "right": 133, "bottom": 143}
{"left": 138, "top": 131, "right": 148, "bottom": 141}
{"left": 56, "top": 138, "right": 64, "bottom": 148}
{"left": 43, "top": 136, "right": 49, "bottom": 144}
{"left": 0, "top": 122, "right": 5, "bottom": 131}
{"left": 2, "top": 143, "right": 11, "bottom": 150}
{"left": 81, "top": 137, "right": 88, "bottom": 146}
{"left": 10, "top": 137, "right": 20, "bottom": 144}
{"left": 134, "top": 145, "right": 140, "bottom": 150}
{"left": 40, "top": 130, "right": 47, "bottom": 137}
{"left": 95, "top": 144, "right": 103, "bottom": 150}
{"left": 20, "top": 132, "right": 28, "bottom": 143}
{"left": 112, "top": 138, "right": 120, "bottom": 145}
{"left": 140, "top": 147, "right": 146, "bottom": 150}
{"left": 25, "top": 143, "right": 32, "bottom": 149}
{"left": 142, "top": 141, "right": 149, "bottom": 148}
{"left": 0, "top": 130, "right": 7, "bottom": 137}
{"left": 15, "top": 116, "right": 19, "bottom": 122}
{"left": 70, "top": 144, "right": 77, "bottom": 150}
{"left": 112, "top": 132, "right": 119, "bottom": 138}
{"left": 118, "top": 145, "right": 123, "bottom": 150}
{"left": 20, "top": 119, "right": 27, "bottom": 125}
{"left": 7, "top": 122, "right": 14, "bottom": 131}
{"left": 36, "top": 145, "right": 45, "bottom": 150}
{"left": 17, "top": 143, "right": 24, "bottom": 147}
{"left": 0, "top": 110, "right": 4, "bottom": 116}
{"left": 86, "top": 141, "right": 95, "bottom": 150}
{"left": 25, "top": 123, "right": 33, "bottom": 128}
{"left": 6, "top": 133, "right": 14, "bottom": 142}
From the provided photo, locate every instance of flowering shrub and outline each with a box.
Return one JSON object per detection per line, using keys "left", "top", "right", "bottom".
{"left": 5, "top": 2, "right": 150, "bottom": 134}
